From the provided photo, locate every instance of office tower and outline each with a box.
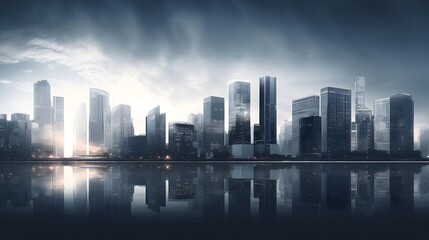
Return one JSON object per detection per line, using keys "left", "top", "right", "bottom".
{"left": 292, "top": 95, "right": 319, "bottom": 156}
{"left": 389, "top": 93, "right": 414, "bottom": 155}
{"left": 299, "top": 116, "right": 321, "bottom": 155}
{"left": 8, "top": 113, "right": 32, "bottom": 159}
{"left": 420, "top": 128, "right": 429, "bottom": 158}
{"left": 89, "top": 88, "right": 111, "bottom": 155}
{"left": 188, "top": 113, "right": 203, "bottom": 156}
{"left": 354, "top": 77, "right": 373, "bottom": 153}
{"left": 33, "top": 80, "right": 53, "bottom": 156}
{"left": 52, "top": 96, "right": 64, "bottom": 158}
{"left": 228, "top": 81, "right": 251, "bottom": 145}
{"left": 259, "top": 76, "right": 277, "bottom": 144}
{"left": 168, "top": 122, "right": 196, "bottom": 158}
{"left": 203, "top": 96, "right": 224, "bottom": 156}
{"left": 351, "top": 122, "right": 358, "bottom": 151}
{"left": 146, "top": 106, "right": 166, "bottom": 158}
{"left": 111, "top": 104, "right": 134, "bottom": 156}
{"left": 73, "top": 103, "right": 87, "bottom": 156}
{"left": 373, "top": 98, "right": 390, "bottom": 152}
{"left": 0, "top": 114, "right": 7, "bottom": 148}
{"left": 279, "top": 120, "right": 292, "bottom": 156}
{"left": 320, "top": 87, "right": 351, "bottom": 156}
{"left": 127, "top": 135, "right": 147, "bottom": 158}
{"left": 356, "top": 109, "right": 373, "bottom": 152}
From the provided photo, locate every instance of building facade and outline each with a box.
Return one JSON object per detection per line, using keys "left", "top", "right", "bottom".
{"left": 228, "top": 81, "right": 251, "bottom": 145}
{"left": 168, "top": 122, "right": 196, "bottom": 158}
{"left": 89, "top": 88, "right": 111, "bottom": 155}
{"left": 33, "top": 80, "right": 53, "bottom": 156}
{"left": 292, "top": 95, "right": 319, "bottom": 156}
{"left": 203, "top": 96, "right": 225, "bottom": 157}
{"left": 146, "top": 106, "right": 166, "bottom": 158}
{"left": 389, "top": 93, "right": 414, "bottom": 155}
{"left": 73, "top": 103, "right": 87, "bottom": 156}
{"left": 259, "top": 76, "right": 277, "bottom": 144}
{"left": 111, "top": 104, "right": 134, "bottom": 156}
{"left": 53, "top": 96, "right": 64, "bottom": 158}
{"left": 373, "top": 98, "right": 390, "bottom": 153}
{"left": 299, "top": 116, "right": 321, "bottom": 155}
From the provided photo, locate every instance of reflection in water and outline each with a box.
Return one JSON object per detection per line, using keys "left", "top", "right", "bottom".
{"left": 0, "top": 163, "right": 427, "bottom": 223}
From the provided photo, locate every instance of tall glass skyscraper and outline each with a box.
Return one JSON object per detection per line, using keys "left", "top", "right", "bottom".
{"left": 53, "top": 96, "right": 64, "bottom": 158}
{"left": 321, "top": 87, "right": 351, "bottom": 156}
{"left": 279, "top": 120, "right": 292, "bottom": 156}
{"left": 354, "top": 76, "right": 373, "bottom": 153}
{"left": 355, "top": 76, "right": 366, "bottom": 110}
{"left": 146, "top": 106, "right": 166, "bottom": 158}
{"left": 228, "top": 81, "right": 251, "bottom": 145}
{"left": 259, "top": 76, "right": 277, "bottom": 145}
{"left": 292, "top": 95, "right": 319, "bottom": 156}
{"left": 420, "top": 128, "right": 429, "bottom": 158}
{"left": 33, "top": 80, "right": 53, "bottom": 156}
{"left": 89, "top": 88, "right": 111, "bottom": 155}
{"left": 111, "top": 104, "right": 134, "bottom": 156}
{"left": 188, "top": 113, "right": 203, "bottom": 156}
{"left": 203, "top": 96, "right": 225, "bottom": 156}
{"left": 73, "top": 103, "right": 87, "bottom": 156}
{"left": 373, "top": 98, "right": 390, "bottom": 152}
{"left": 389, "top": 93, "right": 414, "bottom": 155}
{"left": 168, "top": 122, "right": 196, "bottom": 158}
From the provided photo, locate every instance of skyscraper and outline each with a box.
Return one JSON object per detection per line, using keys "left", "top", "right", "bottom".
{"left": 89, "top": 88, "right": 111, "bottom": 155}
{"left": 228, "top": 81, "right": 251, "bottom": 145}
{"left": 354, "top": 77, "right": 373, "bottom": 153}
{"left": 168, "top": 122, "right": 196, "bottom": 158}
{"left": 188, "top": 113, "right": 203, "bottom": 156}
{"left": 52, "top": 96, "right": 64, "bottom": 158}
{"left": 389, "top": 93, "right": 414, "bottom": 155}
{"left": 73, "top": 103, "right": 87, "bottom": 156}
{"left": 259, "top": 76, "right": 277, "bottom": 144}
{"left": 292, "top": 95, "right": 319, "bottom": 156}
{"left": 111, "top": 104, "right": 134, "bottom": 156}
{"left": 351, "top": 122, "right": 358, "bottom": 152}
{"left": 0, "top": 114, "right": 7, "bottom": 149}
{"left": 33, "top": 80, "right": 53, "bottom": 156}
{"left": 279, "top": 120, "right": 292, "bottom": 156}
{"left": 420, "top": 128, "right": 429, "bottom": 158}
{"left": 8, "top": 113, "right": 32, "bottom": 159}
{"left": 299, "top": 116, "right": 321, "bottom": 155}
{"left": 146, "top": 106, "right": 166, "bottom": 158}
{"left": 321, "top": 87, "right": 351, "bottom": 156}
{"left": 373, "top": 98, "right": 390, "bottom": 152}
{"left": 203, "top": 96, "right": 225, "bottom": 157}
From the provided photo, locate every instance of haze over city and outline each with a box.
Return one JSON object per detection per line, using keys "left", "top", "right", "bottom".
{"left": 1, "top": 0, "right": 429, "bottom": 157}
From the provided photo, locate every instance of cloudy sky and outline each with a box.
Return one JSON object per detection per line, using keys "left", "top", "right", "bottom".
{"left": 0, "top": 0, "right": 428, "bottom": 156}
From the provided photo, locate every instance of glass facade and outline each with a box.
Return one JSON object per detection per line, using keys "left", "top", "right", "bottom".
{"left": 299, "top": 116, "right": 321, "bottom": 154}
{"left": 373, "top": 98, "right": 390, "bottom": 152}
{"left": 292, "top": 95, "right": 319, "bottom": 155}
{"left": 112, "top": 104, "right": 134, "bottom": 156}
{"left": 321, "top": 87, "right": 351, "bottom": 156}
{"left": 188, "top": 113, "right": 203, "bottom": 156}
{"left": 146, "top": 106, "right": 166, "bottom": 158}
{"left": 73, "top": 103, "right": 87, "bottom": 156}
{"left": 259, "top": 76, "right": 277, "bottom": 144}
{"left": 356, "top": 108, "right": 373, "bottom": 152}
{"left": 228, "top": 81, "right": 251, "bottom": 145}
{"left": 89, "top": 88, "right": 111, "bottom": 155}
{"left": 279, "top": 120, "right": 292, "bottom": 156}
{"left": 168, "top": 122, "right": 196, "bottom": 158}
{"left": 420, "top": 128, "right": 429, "bottom": 158}
{"left": 33, "top": 80, "right": 53, "bottom": 156}
{"left": 53, "top": 96, "right": 64, "bottom": 158}
{"left": 389, "top": 93, "right": 414, "bottom": 155}
{"left": 203, "top": 96, "right": 225, "bottom": 156}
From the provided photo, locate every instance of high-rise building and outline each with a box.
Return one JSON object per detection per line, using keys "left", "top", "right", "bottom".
{"left": 203, "top": 96, "right": 224, "bottom": 156}
{"left": 373, "top": 98, "right": 390, "bottom": 152}
{"left": 279, "top": 120, "right": 292, "bottom": 156}
{"left": 259, "top": 76, "right": 277, "bottom": 144}
{"left": 299, "top": 116, "right": 321, "bottom": 155}
{"left": 33, "top": 80, "right": 53, "bottom": 156}
{"left": 89, "top": 88, "right": 111, "bottom": 155}
{"left": 73, "top": 103, "right": 87, "bottom": 156}
{"left": 228, "top": 81, "right": 251, "bottom": 145}
{"left": 292, "top": 95, "right": 319, "bottom": 155}
{"left": 168, "top": 122, "right": 196, "bottom": 158}
{"left": 351, "top": 122, "right": 358, "bottom": 152}
{"left": 354, "top": 77, "right": 373, "bottom": 153}
{"left": 52, "top": 96, "right": 64, "bottom": 158}
{"left": 146, "top": 106, "right": 166, "bottom": 158}
{"left": 8, "top": 113, "right": 32, "bottom": 159}
{"left": 389, "top": 93, "right": 414, "bottom": 155}
{"left": 0, "top": 114, "right": 7, "bottom": 148}
{"left": 420, "top": 128, "right": 429, "bottom": 158}
{"left": 321, "top": 87, "right": 351, "bottom": 156}
{"left": 111, "top": 104, "right": 134, "bottom": 156}
{"left": 188, "top": 113, "right": 203, "bottom": 156}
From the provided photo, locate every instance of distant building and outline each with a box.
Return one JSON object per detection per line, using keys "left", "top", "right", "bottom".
{"left": 279, "top": 120, "right": 292, "bottom": 156}
{"left": 253, "top": 123, "right": 264, "bottom": 157}
{"left": 351, "top": 122, "right": 358, "bottom": 152}
{"left": 389, "top": 93, "right": 414, "bottom": 155}
{"left": 292, "top": 95, "right": 319, "bottom": 156}
{"left": 356, "top": 108, "right": 373, "bottom": 153}
{"left": 203, "top": 96, "right": 225, "bottom": 157}
{"left": 228, "top": 81, "right": 251, "bottom": 145}
{"left": 188, "top": 113, "right": 203, "bottom": 157}
{"left": 73, "top": 103, "right": 87, "bottom": 156}
{"left": 355, "top": 76, "right": 366, "bottom": 110}
{"left": 89, "top": 88, "right": 111, "bottom": 155}
{"left": 8, "top": 113, "right": 32, "bottom": 159}
{"left": 33, "top": 80, "right": 53, "bottom": 156}
{"left": 53, "top": 96, "right": 64, "bottom": 158}
{"left": 373, "top": 98, "right": 390, "bottom": 152}
{"left": 168, "top": 122, "right": 196, "bottom": 159}
{"left": 259, "top": 76, "right": 277, "bottom": 145}
{"left": 420, "top": 128, "right": 429, "bottom": 158}
{"left": 111, "top": 104, "right": 134, "bottom": 156}
{"left": 0, "top": 114, "right": 7, "bottom": 149}
{"left": 321, "top": 87, "right": 351, "bottom": 156}
{"left": 299, "top": 116, "right": 321, "bottom": 155}
{"left": 146, "top": 106, "right": 166, "bottom": 158}
{"left": 127, "top": 135, "right": 147, "bottom": 158}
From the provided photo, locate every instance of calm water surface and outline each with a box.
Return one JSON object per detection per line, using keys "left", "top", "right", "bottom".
{"left": 1, "top": 161, "right": 429, "bottom": 239}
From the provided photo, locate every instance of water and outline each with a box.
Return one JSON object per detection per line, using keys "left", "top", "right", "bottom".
{"left": 1, "top": 161, "right": 429, "bottom": 239}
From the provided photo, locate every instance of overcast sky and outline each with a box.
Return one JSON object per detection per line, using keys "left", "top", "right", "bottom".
{"left": 0, "top": 0, "right": 428, "bottom": 156}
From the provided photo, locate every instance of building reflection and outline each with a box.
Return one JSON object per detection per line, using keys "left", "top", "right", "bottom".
{"left": 0, "top": 163, "right": 428, "bottom": 223}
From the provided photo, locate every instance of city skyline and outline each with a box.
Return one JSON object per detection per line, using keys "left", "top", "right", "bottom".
{"left": 1, "top": 1, "right": 429, "bottom": 157}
